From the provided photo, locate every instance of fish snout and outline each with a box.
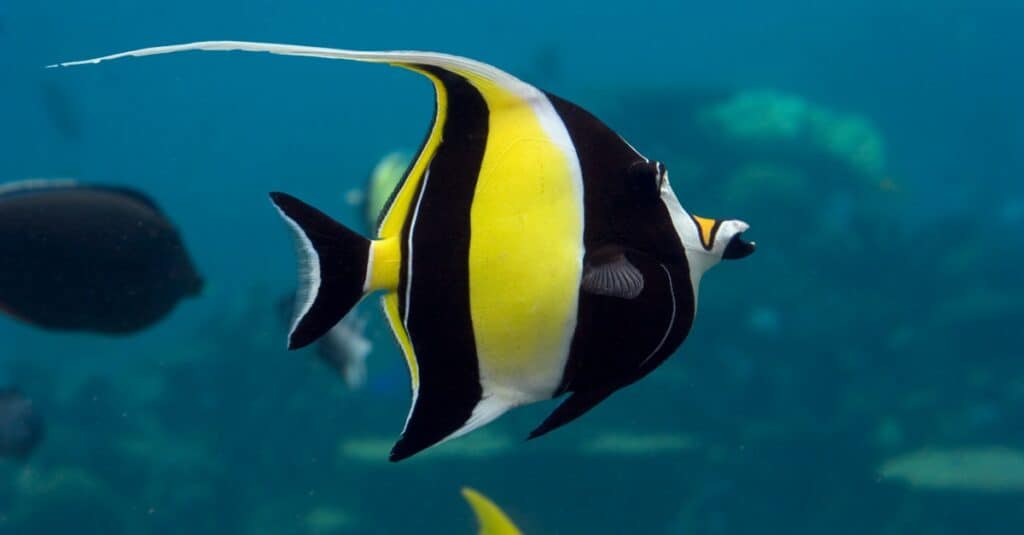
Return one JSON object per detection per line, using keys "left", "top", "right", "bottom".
{"left": 721, "top": 220, "right": 755, "bottom": 260}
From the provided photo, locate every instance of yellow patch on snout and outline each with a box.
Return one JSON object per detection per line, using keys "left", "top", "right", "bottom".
{"left": 691, "top": 215, "right": 718, "bottom": 250}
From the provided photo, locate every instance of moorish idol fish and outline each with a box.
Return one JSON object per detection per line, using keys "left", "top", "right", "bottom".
{"left": 52, "top": 41, "right": 755, "bottom": 460}
{"left": 461, "top": 487, "right": 523, "bottom": 535}
{"left": 0, "top": 179, "right": 202, "bottom": 334}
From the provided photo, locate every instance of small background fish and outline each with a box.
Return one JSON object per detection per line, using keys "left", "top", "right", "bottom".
{"left": 277, "top": 293, "right": 372, "bottom": 390}
{"left": 0, "top": 2, "right": 1022, "bottom": 534}
{"left": 0, "top": 388, "right": 44, "bottom": 460}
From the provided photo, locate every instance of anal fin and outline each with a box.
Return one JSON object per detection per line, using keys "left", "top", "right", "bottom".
{"left": 528, "top": 388, "right": 615, "bottom": 440}
{"left": 390, "top": 391, "right": 511, "bottom": 462}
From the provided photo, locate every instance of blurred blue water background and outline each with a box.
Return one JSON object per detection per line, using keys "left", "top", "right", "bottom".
{"left": 1, "top": 1, "right": 1023, "bottom": 533}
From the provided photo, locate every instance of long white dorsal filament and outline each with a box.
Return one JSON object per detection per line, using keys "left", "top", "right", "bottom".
{"left": 45, "top": 40, "right": 532, "bottom": 97}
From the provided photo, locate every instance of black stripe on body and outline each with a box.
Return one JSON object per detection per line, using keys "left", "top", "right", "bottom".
{"left": 545, "top": 93, "right": 686, "bottom": 265}
{"left": 391, "top": 67, "right": 488, "bottom": 462}
{"left": 532, "top": 255, "right": 695, "bottom": 438}
{"left": 541, "top": 93, "right": 697, "bottom": 429}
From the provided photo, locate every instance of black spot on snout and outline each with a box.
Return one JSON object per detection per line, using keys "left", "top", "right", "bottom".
{"left": 723, "top": 233, "right": 756, "bottom": 260}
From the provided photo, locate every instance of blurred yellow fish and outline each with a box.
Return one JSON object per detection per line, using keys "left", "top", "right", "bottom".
{"left": 461, "top": 487, "right": 522, "bottom": 535}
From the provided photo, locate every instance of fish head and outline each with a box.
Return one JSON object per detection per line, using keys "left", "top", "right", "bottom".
{"left": 628, "top": 160, "right": 754, "bottom": 279}
{"left": 696, "top": 217, "right": 756, "bottom": 260}
{"left": 678, "top": 212, "right": 754, "bottom": 289}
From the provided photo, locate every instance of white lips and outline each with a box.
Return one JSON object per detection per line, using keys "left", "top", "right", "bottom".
{"left": 719, "top": 219, "right": 750, "bottom": 238}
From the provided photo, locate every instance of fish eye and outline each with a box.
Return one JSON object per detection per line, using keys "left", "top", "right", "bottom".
{"left": 626, "top": 160, "right": 663, "bottom": 201}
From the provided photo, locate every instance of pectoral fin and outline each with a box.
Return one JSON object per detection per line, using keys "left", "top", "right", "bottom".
{"left": 581, "top": 252, "right": 644, "bottom": 299}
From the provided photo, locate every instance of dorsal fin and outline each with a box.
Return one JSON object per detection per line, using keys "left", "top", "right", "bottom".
{"left": 49, "top": 41, "right": 543, "bottom": 242}
{"left": 49, "top": 41, "right": 536, "bottom": 97}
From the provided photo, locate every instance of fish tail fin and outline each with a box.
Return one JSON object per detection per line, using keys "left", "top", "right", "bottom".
{"left": 269, "top": 192, "right": 370, "bottom": 350}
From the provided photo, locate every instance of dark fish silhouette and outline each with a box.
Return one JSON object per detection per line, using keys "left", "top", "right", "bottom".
{"left": 0, "top": 388, "right": 45, "bottom": 460}
{"left": 0, "top": 180, "right": 203, "bottom": 333}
